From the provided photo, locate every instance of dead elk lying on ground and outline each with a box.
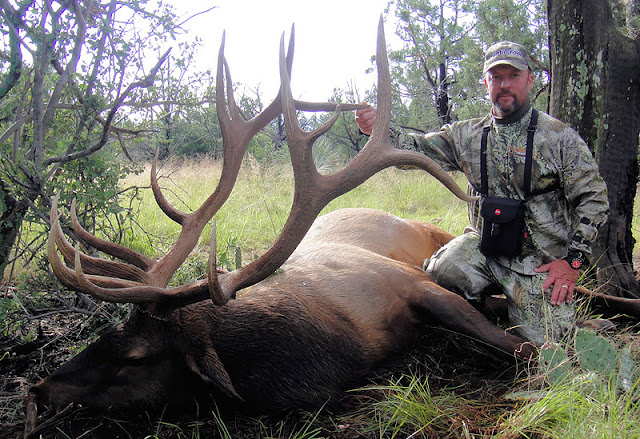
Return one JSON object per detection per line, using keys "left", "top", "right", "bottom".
{"left": 24, "top": 19, "right": 638, "bottom": 436}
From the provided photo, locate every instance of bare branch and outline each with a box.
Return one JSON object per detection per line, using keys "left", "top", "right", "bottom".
{"left": 175, "top": 6, "right": 218, "bottom": 29}
{"left": 43, "top": 0, "right": 87, "bottom": 128}
{"left": 42, "top": 49, "right": 172, "bottom": 167}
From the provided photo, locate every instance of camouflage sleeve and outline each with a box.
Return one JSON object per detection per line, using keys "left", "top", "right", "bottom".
{"left": 389, "top": 125, "right": 462, "bottom": 172}
{"left": 558, "top": 129, "right": 610, "bottom": 259}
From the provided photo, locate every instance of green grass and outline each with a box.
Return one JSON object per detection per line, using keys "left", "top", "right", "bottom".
{"left": 498, "top": 369, "right": 640, "bottom": 439}
{"left": 122, "top": 157, "right": 470, "bottom": 277}
{"left": 356, "top": 374, "right": 486, "bottom": 438}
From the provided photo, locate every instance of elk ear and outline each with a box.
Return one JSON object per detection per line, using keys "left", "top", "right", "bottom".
{"left": 186, "top": 348, "right": 243, "bottom": 401}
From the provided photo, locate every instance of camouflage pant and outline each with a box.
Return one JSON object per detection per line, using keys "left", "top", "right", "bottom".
{"left": 425, "top": 232, "right": 574, "bottom": 346}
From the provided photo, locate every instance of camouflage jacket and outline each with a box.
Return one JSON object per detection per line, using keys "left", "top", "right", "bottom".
{"left": 392, "top": 104, "right": 610, "bottom": 275}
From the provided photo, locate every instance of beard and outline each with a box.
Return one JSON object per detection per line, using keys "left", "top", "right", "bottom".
{"left": 494, "top": 92, "right": 521, "bottom": 115}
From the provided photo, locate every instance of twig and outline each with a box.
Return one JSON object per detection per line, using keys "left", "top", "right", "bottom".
{"left": 24, "top": 402, "right": 78, "bottom": 439}
{"left": 175, "top": 6, "right": 218, "bottom": 29}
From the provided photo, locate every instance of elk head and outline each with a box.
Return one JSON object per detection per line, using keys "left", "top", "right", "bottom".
{"left": 25, "top": 17, "right": 477, "bottom": 434}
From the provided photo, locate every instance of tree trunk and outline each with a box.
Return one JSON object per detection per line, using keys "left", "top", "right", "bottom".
{"left": 548, "top": 0, "right": 640, "bottom": 297}
{"left": 0, "top": 181, "right": 27, "bottom": 278}
{"left": 436, "top": 61, "right": 451, "bottom": 125}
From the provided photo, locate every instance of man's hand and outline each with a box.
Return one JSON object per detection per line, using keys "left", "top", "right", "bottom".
{"left": 534, "top": 259, "right": 580, "bottom": 306}
{"left": 355, "top": 104, "right": 376, "bottom": 135}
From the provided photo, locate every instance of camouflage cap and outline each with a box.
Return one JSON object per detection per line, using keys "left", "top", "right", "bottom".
{"left": 483, "top": 41, "right": 531, "bottom": 73}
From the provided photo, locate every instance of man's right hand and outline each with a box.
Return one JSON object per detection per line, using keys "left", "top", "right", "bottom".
{"left": 355, "top": 104, "right": 376, "bottom": 135}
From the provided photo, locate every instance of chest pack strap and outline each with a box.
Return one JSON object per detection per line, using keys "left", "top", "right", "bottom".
{"left": 480, "top": 108, "right": 538, "bottom": 198}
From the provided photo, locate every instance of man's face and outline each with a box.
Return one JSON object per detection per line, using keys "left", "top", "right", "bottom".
{"left": 484, "top": 64, "right": 534, "bottom": 117}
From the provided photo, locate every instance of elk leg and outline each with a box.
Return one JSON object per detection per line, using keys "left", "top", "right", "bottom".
{"left": 414, "top": 282, "right": 536, "bottom": 358}
{"left": 24, "top": 392, "right": 37, "bottom": 437}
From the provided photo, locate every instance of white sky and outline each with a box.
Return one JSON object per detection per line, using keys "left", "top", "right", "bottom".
{"left": 167, "top": 0, "right": 397, "bottom": 101}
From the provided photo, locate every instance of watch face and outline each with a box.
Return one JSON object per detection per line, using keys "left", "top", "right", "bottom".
{"left": 570, "top": 258, "right": 582, "bottom": 269}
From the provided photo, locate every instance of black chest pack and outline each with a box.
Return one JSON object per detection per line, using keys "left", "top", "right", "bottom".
{"left": 479, "top": 109, "right": 538, "bottom": 257}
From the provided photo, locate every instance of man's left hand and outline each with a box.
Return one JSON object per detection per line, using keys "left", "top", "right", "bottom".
{"left": 534, "top": 259, "right": 580, "bottom": 306}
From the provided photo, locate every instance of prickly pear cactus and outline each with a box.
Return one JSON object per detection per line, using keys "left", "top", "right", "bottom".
{"left": 539, "top": 342, "right": 572, "bottom": 384}
{"left": 574, "top": 328, "right": 617, "bottom": 378}
{"left": 617, "top": 345, "right": 635, "bottom": 392}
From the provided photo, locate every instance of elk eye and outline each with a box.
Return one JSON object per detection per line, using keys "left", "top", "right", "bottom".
{"left": 125, "top": 346, "right": 149, "bottom": 362}
{"left": 124, "top": 356, "right": 146, "bottom": 366}
{"left": 123, "top": 350, "right": 156, "bottom": 367}
{"left": 116, "top": 355, "right": 151, "bottom": 378}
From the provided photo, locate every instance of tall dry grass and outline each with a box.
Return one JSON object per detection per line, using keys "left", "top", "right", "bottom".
{"left": 122, "top": 156, "right": 470, "bottom": 267}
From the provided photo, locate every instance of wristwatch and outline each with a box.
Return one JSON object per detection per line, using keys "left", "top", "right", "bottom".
{"left": 565, "top": 250, "right": 586, "bottom": 270}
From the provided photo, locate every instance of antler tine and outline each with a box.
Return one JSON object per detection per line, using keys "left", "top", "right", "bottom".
{"left": 207, "top": 220, "right": 226, "bottom": 306}
{"left": 48, "top": 198, "right": 151, "bottom": 289}
{"left": 68, "top": 199, "right": 154, "bottom": 272}
{"left": 150, "top": 149, "right": 187, "bottom": 225}
{"left": 70, "top": 246, "right": 208, "bottom": 304}
{"left": 50, "top": 205, "right": 212, "bottom": 304}
{"left": 372, "top": 14, "right": 391, "bottom": 141}
{"left": 50, "top": 197, "right": 213, "bottom": 302}
{"left": 324, "top": 16, "right": 476, "bottom": 202}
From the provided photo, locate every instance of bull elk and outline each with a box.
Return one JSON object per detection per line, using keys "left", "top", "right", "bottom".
{"left": 24, "top": 18, "right": 638, "bottom": 436}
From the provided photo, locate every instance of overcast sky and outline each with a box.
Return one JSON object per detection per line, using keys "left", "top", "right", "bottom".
{"left": 166, "top": 0, "right": 397, "bottom": 101}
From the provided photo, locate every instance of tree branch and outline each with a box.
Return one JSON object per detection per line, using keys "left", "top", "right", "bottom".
{"left": 43, "top": 0, "right": 87, "bottom": 128}
{"left": 175, "top": 6, "right": 218, "bottom": 29}
{"left": 43, "top": 49, "right": 171, "bottom": 166}
{"left": 0, "top": 0, "right": 24, "bottom": 99}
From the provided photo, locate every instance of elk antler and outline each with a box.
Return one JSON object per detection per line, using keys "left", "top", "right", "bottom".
{"left": 48, "top": 26, "right": 368, "bottom": 307}
{"left": 211, "top": 16, "right": 476, "bottom": 301}
{"left": 48, "top": 18, "right": 474, "bottom": 309}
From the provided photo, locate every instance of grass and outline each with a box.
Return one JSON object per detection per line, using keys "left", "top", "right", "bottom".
{"left": 498, "top": 367, "right": 640, "bottom": 439}
{"left": 121, "top": 156, "right": 470, "bottom": 277}
{"left": 4, "top": 156, "right": 640, "bottom": 438}
{"left": 356, "top": 374, "right": 488, "bottom": 438}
